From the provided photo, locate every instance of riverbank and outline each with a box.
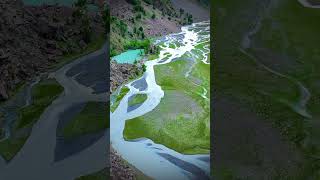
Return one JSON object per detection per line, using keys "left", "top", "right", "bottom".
{"left": 123, "top": 22, "right": 210, "bottom": 155}
{"left": 0, "top": 37, "right": 108, "bottom": 179}
{"left": 110, "top": 61, "right": 144, "bottom": 93}
{"left": 111, "top": 21, "right": 210, "bottom": 179}
{"left": 110, "top": 147, "right": 152, "bottom": 180}
{"left": 0, "top": 78, "right": 64, "bottom": 161}
{"left": 0, "top": 35, "right": 106, "bottom": 160}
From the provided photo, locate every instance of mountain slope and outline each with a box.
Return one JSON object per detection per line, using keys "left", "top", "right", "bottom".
{"left": 0, "top": 0, "right": 105, "bottom": 101}
{"left": 171, "top": 0, "right": 210, "bottom": 22}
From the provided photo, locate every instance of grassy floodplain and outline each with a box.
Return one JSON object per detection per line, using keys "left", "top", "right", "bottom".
{"left": 124, "top": 49, "right": 210, "bottom": 154}
{"left": 111, "top": 86, "right": 130, "bottom": 113}
{"left": 213, "top": 0, "right": 320, "bottom": 179}
{"left": 128, "top": 94, "right": 148, "bottom": 107}
{"left": 63, "top": 102, "right": 108, "bottom": 140}
{"left": 52, "top": 34, "right": 106, "bottom": 71}
{"left": 0, "top": 79, "right": 63, "bottom": 161}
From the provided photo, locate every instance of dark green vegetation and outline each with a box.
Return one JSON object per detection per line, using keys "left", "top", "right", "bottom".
{"left": 213, "top": 0, "right": 320, "bottom": 179}
{"left": 110, "top": 17, "right": 159, "bottom": 57}
{"left": 124, "top": 39, "right": 152, "bottom": 53}
{"left": 0, "top": 136, "right": 28, "bottom": 162}
{"left": 73, "top": 0, "right": 93, "bottom": 43}
{"left": 0, "top": 79, "right": 63, "bottom": 161}
{"left": 124, "top": 56, "right": 210, "bottom": 154}
{"left": 16, "top": 79, "right": 64, "bottom": 129}
{"left": 53, "top": 34, "right": 106, "bottom": 71}
{"left": 128, "top": 94, "right": 148, "bottom": 107}
{"left": 62, "top": 102, "right": 108, "bottom": 140}
{"left": 111, "top": 87, "right": 130, "bottom": 113}
{"left": 74, "top": 168, "right": 108, "bottom": 180}
{"left": 103, "top": 4, "right": 110, "bottom": 34}
{"left": 52, "top": 0, "right": 106, "bottom": 71}
{"left": 0, "top": 112, "right": 4, "bottom": 139}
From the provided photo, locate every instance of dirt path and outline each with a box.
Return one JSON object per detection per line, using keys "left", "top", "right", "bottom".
{"left": 0, "top": 42, "right": 109, "bottom": 180}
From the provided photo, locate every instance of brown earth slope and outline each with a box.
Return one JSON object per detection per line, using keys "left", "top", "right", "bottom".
{"left": 171, "top": 0, "right": 210, "bottom": 22}
{"left": 0, "top": 0, "right": 104, "bottom": 101}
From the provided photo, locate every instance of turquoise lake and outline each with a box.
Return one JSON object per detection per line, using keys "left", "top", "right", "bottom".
{"left": 112, "top": 49, "right": 145, "bottom": 64}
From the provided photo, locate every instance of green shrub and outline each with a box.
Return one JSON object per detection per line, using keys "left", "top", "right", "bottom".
{"left": 124, "top": 39, "right": 151, "bottom": 52}
{"left": 142, "top": 0, "right": 152, "bottom": 4}
{"left": 102, "top": 5, "right": 110, "bottom": 33}
{"left": 125, "top": 0, "right": 140, "bottom": 5}
{"left": 142, "top": 64, "right": 147, "bottom": 72}
{"left": 179, "top": 8, "right": 184, "bottom": 16}
{"left": 135, "top": 13, "right": 142, "bottom": 20}
{"left": 118, "top": 20, "right": 128, "bottom": 36}
{"left": 134, "top": 5, "right": 145, "bottom": 14}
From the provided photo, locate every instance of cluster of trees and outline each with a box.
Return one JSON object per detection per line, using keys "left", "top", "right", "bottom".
{"left": 73, "top": 0, "right": 91, "bottom": 43}
{"left": 133, "top": 26, "right": 145, "bottom": 39}
{"left": 187, "top": 13, "right": 193, "bottom": 24}
{"left": 124, "top": 39, "right": 151, "bottom": 52}
{"left": 179, "top": 8, "right": 193, "bottom": 25}
{"left": 126, "top": 0, "right": 140, "bottom": 5}
{"left": 111, "top": 16, "right": 128, "bottom": 37}
{"left": 151, "top": 13, "right": 156, "bottom": 19}
{"left": 102, "top": 4, "right": 110, "bottom": 34}
{"left": 134, "top": 4, "right": 145, "bottom": 15}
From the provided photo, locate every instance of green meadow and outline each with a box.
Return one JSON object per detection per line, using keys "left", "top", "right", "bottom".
{"left": 63, "top": 102, "right": 108, "bottom": 140}
{"left": 0, "top": 79, "right": 63, "bottom": 161}
{"left": 124, "top": 52, "right": 210, "bottom": 154}
{"left": 111, "top": 86, "right": 130, "bottom": 113}
{"left": 213, "top": 0, "right": 320, "bottom": 178}
{"left": 128, "top": 94, "right": 148, "bottom": 107}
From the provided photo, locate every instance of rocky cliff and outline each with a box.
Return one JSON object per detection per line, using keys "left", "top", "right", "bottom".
{"left": 0, "top": 0, "right": 104, "bottom": 101}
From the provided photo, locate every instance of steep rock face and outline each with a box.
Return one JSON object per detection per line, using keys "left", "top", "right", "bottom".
{"left": 110, "top": 0, "right": 183, "bottom": 53}
{"left": 171, "top": 0, "right": 210, "bottom": 22}
{"left": 110, "top": 148, "right": 135, "bottom": 180}
{"left": 0, "top": 0, "right": 104, "bottom": 101}
{"left": 110, "top": 61, "right": 142, "bottom": 92}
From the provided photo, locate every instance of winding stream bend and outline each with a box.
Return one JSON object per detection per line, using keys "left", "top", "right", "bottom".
{"left": 0, "top": 42, "right": 108, "bottom": 180}
{"left": 240, "top": 0, "right": 312, "bottom": 119}
{"left": 111, "top": 21, "right": 210, "bottom": 180}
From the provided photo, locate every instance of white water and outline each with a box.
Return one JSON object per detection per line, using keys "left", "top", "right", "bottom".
{"left": 111, "top": 21, "right": 210, "bottom": 179}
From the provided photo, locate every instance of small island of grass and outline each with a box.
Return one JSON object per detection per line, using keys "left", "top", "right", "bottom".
{"left": 62, "top": 102, "right": 108, "bottom": 140}
{"left": 0, "top": 78, "right": 64, "bottom": 161}
{"left": 128, "top": 94, "right": 148, "bottom": 107}
{"left": 111, "top": 86, "right": 130, "bottom": 113}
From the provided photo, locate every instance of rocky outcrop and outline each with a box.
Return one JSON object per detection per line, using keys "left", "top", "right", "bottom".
{"left": 110, "top": 61, "right": 142, "bottom": 92}
{"left": 110, "top": 148, "right": 135, "bottom": 180}
{"left": 0, "top": 0, "right": 104, "bottom": 100}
